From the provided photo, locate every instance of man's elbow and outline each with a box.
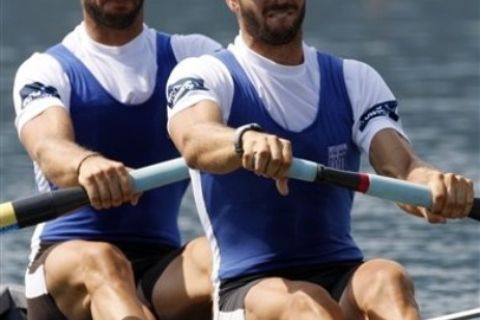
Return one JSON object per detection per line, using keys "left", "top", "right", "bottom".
{"left": 173, "top": 132, "right": 201, "bottom": 169}
{"left": 182, "top": 148, "right": 201, "bottom": 170}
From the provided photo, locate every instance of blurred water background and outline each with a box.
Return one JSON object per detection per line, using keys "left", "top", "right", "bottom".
{"left": 0, "top": 1, "right": 478, "bottom": 318}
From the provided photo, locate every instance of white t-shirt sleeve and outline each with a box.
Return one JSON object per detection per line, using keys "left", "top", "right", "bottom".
{"left": 13, "top": 52, "right": 71, "bottom": 134}
{"left": 344, "top": 59, "right": 408, "bottom": 154}
{"left": 170, "top": 34, "right": 222, "bottom": 62}
{"left": 166, "top": 55, "right": 234, "bottom": 126}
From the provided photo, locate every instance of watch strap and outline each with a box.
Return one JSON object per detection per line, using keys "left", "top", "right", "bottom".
{"left": 233, "top": 123, "right": 263, "bottom": 155}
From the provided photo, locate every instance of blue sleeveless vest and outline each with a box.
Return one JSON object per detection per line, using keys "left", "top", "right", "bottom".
{"left": 201, "top": 50, "right": 363, "bottom": 280}
{"left": 40, "top": 33, "right": 188, "bottom": 247}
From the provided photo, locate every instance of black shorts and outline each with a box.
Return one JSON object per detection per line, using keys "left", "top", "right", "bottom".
{"left": 26, "top": 240, "right": 184, "bottom": 320}
{"left": 218, "top": 260, "right": 363, "bottom": 318}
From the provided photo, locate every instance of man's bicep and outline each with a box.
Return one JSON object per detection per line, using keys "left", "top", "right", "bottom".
{"left": 167, "top": 55, "right": 234, "bottom": 122}
{"left": 20, "top": 106, "right": 75, "bottom": 158}
{"left": 168, "top": 99, "right": 223, "bottom": 149}
{"left": 344, "top": 59, "right": 408, "bottom": 154}
{"left": 369, "top": 128, "right": 417, "bottom": 179}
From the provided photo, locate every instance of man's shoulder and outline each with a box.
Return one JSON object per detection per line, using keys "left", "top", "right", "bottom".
{"left": 16, "top": 52, "right": 64, "bottom": 77}
{"left": 169, "top": 33, "right": 222, "bottom": 61}
{"left": 170, "top": 53, "right": 227, "bottom": 77}
{"left": 305, "top": 43, "right": 367, "bottom": 66}
{"left": 343, "top": 58, "right": 384, "bottom": 83}
{"left": 308, "top": 45, "right": 381, "bottom": 81}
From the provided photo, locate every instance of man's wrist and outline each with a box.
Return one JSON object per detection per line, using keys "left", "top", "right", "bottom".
{"left": 233, "top": 123, "right": 263, "bottom": 155}
{"left": 76, "top": 152, "right": 101, "bottom": 175}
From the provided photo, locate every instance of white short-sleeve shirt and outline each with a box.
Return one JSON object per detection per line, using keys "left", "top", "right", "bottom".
{"left": 13, "top": 22, "right": 221, "bottom": 134}
{"left": 167, "top": 35, "right": 406, "bottom": 154}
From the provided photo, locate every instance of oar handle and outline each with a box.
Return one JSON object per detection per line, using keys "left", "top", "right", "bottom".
{"left": 2, "top": 156, "right": 478, "bottom": 233}
{"left": 3, "top": 188, "right": 90, "bottom": 230}
{"left": 0, "top": 158, "right": 189, "bottom": 232}
{"left": 288, "top": 158, "right": 480, "bottom": 221}
{"left": 130, "top": 158, "right": 188, "bottom": 192}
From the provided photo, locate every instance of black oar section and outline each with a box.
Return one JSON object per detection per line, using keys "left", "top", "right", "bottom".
{"left": 1, "top": 157, "right": 478, "bottom": 233}
{"left": 316, "top": 165, "right": 369, "bottom": 193}
{"left": 471, "top": 198, "right": 480, "bottom": 222}
{"left": 0, "top": 158, "right": 190, "bottom": 233}
{"left": 13, "top": 187, "right": 88, "bottom": 228}
{"left": 311, "top": 163, "right": 480, "bottom": 222}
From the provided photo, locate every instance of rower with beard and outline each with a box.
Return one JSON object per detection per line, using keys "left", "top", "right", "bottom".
{"left": 13, "top": 0, "right": 221, "bottom": 319}
{"left": 166, "top": 0, "right": 474, "bottom": 319}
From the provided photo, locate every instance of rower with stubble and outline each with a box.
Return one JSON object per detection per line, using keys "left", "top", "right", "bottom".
{"left": 167, "top": 0, "right": 474, "bottom": 319}
{"left": 13, "top": 0, "right": 221, "bottom": 319}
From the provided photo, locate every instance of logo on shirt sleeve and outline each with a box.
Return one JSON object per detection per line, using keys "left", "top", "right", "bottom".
{"left": 359, "top": 100, "right": 399, "bottom": 131}
{"left": 167, "top": 77, "right": 208, "bottom": 109}
{"left": 19, "top": 82, "right": 61, "bottom": 109}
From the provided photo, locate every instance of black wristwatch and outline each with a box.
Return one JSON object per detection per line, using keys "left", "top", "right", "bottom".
{"left": 233, "top": 123, "right": 264, "bottom": 155}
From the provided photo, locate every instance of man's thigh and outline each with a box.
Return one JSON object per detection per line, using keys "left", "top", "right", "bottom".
{"left": 339, "top": 258, "right": 419, "bottom": 319}
{"left": 230, "top": 277, "right": 341, "bottom": 320}
{"left": 26, "top": 240, "right": 99, "bottom": 320}
{"left": 217, "top": 261, "right": 362, "bottom": 320}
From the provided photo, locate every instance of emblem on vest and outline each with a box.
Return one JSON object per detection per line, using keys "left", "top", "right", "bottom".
{"left": 328, "top": 143, "right": 348, "bottom": 169}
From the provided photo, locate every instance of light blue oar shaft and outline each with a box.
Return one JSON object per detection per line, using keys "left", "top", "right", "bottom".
{"left": 133, "top": 156, "right": 433, "bottom": 208}
{"left": 288, "top": 157, "right": 319, "bottom": 181}
{"left": 288, "top": 159, "right": 480, "bottom": 221}
{"left": 0, "top": 158, "right": 191, "bottom": 233}
{"left": 367, "top": 174, "right": 432, "bottom": 207}
{"left": 131, "top": 157, "right": 445, "bottom": 209}
{"left": 288, "top": 158, "right": 480, "bottom": 221}
{"left": 129, "top": 157, "right": 189, "bottom": 192}
{"left": 1, "top": 156, "right": 478, "bottom": 233}
{"left": 288, "top": 157, "right": 432, "bottom": 206}
{"left": 126, "top": 157, "right": 480, "bottom": 221}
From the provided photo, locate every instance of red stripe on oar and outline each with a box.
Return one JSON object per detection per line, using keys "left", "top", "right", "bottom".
{"left": 358, "top": 173, "right": 370, "bottom": 193}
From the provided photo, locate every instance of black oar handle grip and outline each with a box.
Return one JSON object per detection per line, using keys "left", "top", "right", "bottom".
{"left": 0, "top": 158, "right": 190, "bottom": 233}
{"left": 14, "top": 187, "right": 89, "bottom": 228}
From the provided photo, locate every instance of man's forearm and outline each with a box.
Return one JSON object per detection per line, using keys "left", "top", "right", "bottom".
{"left": 29, "top": 138, "right": 96, "bottom": 187}
{"left": 175, "top": 122, "right": 242, "bottom": 174}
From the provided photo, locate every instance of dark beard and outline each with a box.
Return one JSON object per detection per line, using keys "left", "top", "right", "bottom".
{"left": 241, "top": 2, "right": 305, "bottom": 46}
{"left": 84, "top": 0, "right": 144, "bottom": 30}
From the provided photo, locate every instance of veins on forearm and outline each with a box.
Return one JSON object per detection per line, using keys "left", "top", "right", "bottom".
{"left": 180, "top": 123, "right": 241, "bottom": 174}
{"left": 32, "top": 138, "right": 87, "bottom": 187}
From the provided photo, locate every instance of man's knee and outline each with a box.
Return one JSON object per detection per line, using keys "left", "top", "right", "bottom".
{"left": 80, "top": 242, "right": 134, "bottom": 291}
{"left": 186, "top": 237, "right": 212, "bottom": 276}
{"left": 41, "top": 241, "right": 133, "bottom": 318}
{"left": 363, "top": 259, "right": 416, "bottom": 302}
{"left": 183, "top": 237, "right": 213, "bottom": 298}
{"left": 372, "top": 260, "right": 413, "bottom": 288}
